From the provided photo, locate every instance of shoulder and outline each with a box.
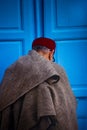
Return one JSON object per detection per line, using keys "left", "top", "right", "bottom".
{"left": 52, "top": 62, "right": 69, "bottom": 82}
{"left": 52, "top": 62, "right": 65, "bottom": 74}
{"left": 8, "top": 55, "right": 31, "bottom": 70}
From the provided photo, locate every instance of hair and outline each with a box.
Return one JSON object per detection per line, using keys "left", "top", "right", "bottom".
{"left": 32, "top": 45, "right": 51, "bottom": 53}
{"left": 32, "top": 45, "right": 55, "bottom": 62}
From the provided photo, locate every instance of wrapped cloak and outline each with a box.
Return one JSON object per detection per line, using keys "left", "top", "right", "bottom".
{"left": 0, "top": 50, "right": 78, "bottom": 130}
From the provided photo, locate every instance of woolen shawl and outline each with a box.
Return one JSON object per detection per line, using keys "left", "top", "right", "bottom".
{"left": 0, "top": 50, "right": 78, "bottom": 130}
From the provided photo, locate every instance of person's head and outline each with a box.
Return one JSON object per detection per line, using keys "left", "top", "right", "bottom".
{"left": 32, "top": 37, "right": 56, "bottom": 62}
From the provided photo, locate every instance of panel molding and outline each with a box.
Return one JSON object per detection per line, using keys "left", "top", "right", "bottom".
{"left": 51, "top": 0, "right": 87, "bottom": 29}
{"left": 73, "top": 86, "right": 87, "bottom": 97}
{"left": 0, "top": 40, "right": 23, "bottom": 81}
{"left": 44, "top": 0, "right": 87, "bottom": 40}
{"left": 0, "top": 0, "right": 24, "bottom": 30}
{"left": 55, "top": 40, "right": 87, "bottom": 85}
{"left": 34, "top": 0, "right": 44, "bottom": 37}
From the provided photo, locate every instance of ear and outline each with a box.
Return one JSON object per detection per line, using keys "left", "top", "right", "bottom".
{"left": 49, "top": 50, "right": 54, "bottom": 61}
{"left": 50, "top": 50, "right": 54, "bottom": 56}
{"left": 51, "top": 50, "right": 54, "bottom": 54}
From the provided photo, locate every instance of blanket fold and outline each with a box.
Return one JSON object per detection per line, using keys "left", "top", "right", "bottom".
{"left": 0, "top": 50, "right": 59, "bottom": 111}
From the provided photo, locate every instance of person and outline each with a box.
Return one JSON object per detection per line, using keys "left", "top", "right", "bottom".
{"left": 0, "top": 37, "right": 78, "bottom": 130}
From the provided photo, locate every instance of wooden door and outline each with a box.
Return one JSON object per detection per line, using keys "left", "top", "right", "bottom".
{"left": 43, "top": 0, "right": 87, "bottom": 129}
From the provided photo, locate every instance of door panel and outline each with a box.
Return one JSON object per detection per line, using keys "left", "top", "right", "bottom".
{"left": 44, "top": 0, "right": 87, "bottom": 40}
{"left": 0, "top": 0, "right": 20, "bottom": 29}
{"left": 56, "top": 40, "right": 87, "bottom": 85}
{"left": 44, "top": 0, "right": 87, "bottom": 129}
{"left": 0, "top": 41, "right": 22, "bottom": 80}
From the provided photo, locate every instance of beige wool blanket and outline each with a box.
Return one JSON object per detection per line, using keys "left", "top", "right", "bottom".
{"left": 0, "top": 50, "right": 78, "bottom": 130}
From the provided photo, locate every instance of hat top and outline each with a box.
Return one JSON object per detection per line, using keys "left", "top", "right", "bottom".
{"left": 32, "top": 37, "right": 56, "bottom": 51}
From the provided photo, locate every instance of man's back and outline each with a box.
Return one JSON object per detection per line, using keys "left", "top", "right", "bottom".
{"left": 0, "top": 37, "right": 78, "bottom": 130}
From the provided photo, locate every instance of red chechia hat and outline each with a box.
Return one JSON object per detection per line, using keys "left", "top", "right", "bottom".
{"left": 32, "top": 37, "right": 56, "bottom": 51}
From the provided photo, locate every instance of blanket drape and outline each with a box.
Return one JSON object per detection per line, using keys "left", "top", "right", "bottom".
{"left": 0, "top": 50, "right": 78, "bottom": 130}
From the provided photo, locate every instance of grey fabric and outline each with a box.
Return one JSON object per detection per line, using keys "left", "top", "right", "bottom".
{"left": 0, "top": 50, "right": 59, "bottom": 111}
{"left": 0, "top": 50, "right": 78, "bottom": 130}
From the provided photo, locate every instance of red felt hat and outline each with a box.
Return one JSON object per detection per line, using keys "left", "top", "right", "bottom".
{"left": 32, "top": 37, "right": 56, "bottom": 51}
